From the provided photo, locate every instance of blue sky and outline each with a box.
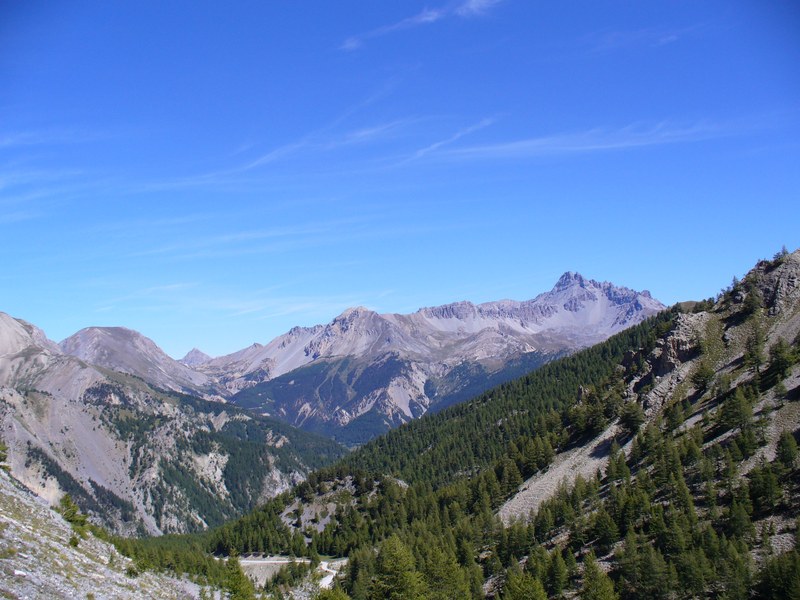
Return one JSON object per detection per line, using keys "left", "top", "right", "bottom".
{"left": 2, "top": 1, "right": 799, "bottom": 358}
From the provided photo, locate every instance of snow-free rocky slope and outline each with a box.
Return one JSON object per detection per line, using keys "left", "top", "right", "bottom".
{"left": 60, "top": 326, "right": 214, "bottom": 396}
{"left": 0, "top": 469, "right": 207, "bottom": 599}
{"left": 223, "top": 272, "right": 663, "bottom": 443}
{"left": 52, "top": 273, "right": 662, "bottom": 444}
{"left": 0, "top": 314, "right": 345, "bottom": 535}
{"left": 501, "top": 249, "right": 800, "bottom": 524}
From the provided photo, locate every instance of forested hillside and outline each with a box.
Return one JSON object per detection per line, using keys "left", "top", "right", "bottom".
{"left": 115, "top": 250, "right": 800, "bottom": 599}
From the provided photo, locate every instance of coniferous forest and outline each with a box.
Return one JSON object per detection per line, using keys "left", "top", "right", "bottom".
{"left": 112, "top": 251, "right": 800, "bottom": 599}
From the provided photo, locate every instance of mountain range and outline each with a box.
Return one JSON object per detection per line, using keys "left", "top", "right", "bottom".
{"left": 177, "top": 248, "right": 800, "bottom": 599}
{"left": 2, "top": 251, "right": 799, "bottom": 599}
{"left": 58, "top": 272, "right": 663, "bottom": 444}
{"left": 0, "top": 271, "right": 660, "bottom": 534}
{"left": 0, "top": 313, "right": 345, "bottom": 535}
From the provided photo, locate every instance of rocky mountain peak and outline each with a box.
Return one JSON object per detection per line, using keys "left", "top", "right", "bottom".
{"left": 59, "top": 326, "right": 211, "bottom": 394}
{"left": 330, "top": 306, "right": 378, "bottom": 332}
{"left": 0, "top": 312, "right": 61, "bottom": 357}
{"left": 335, "top": 306, "right": 373, "bottom": 320}
{"left": 180, "top": 347, "right": 212, "bottom": 366}
{"left": 553, "top": 271, "right": 589, "bottom": 290}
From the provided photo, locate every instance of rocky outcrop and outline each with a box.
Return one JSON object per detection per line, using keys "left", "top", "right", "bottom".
{"left": 0, "top": 470, "right": 203, "bottom": 599}
{"left": 651, "top": 313, "right": 705, "bottom": 376}
{"left": 0, "top": 311, "right": 344, "bottom": 535}
{"left": 753, "top": 251, "right": 800, "bottom": 316}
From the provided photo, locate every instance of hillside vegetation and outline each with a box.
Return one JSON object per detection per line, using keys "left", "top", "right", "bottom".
{"left": 115, "top": 249, "right": 800, "bottom": 599}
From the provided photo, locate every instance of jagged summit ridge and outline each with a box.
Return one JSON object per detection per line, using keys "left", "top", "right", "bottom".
{"left": 36, "top": 271, "right": 664, "bottom": 440}
{"left": 203, "top": 272, "right": 664, "bottom": 438}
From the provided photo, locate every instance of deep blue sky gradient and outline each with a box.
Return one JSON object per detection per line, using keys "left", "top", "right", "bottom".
{"left": 2, "top": 1, "right": 799, "bottom": 356}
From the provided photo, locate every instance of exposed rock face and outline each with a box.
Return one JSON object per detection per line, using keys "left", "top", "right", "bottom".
{"left": 752, "top": 252, "right": 800, "bottom": 316}
{"left": 180, "top": 347, "right": 212, "bottom": 367}
{"left": 219, "top": 273, "right": 664, "bottom": 442}
{"left": 0, "top": 469, "right": 204, "bottom": 599}
{"left": 0, "top": 313, "right": 343, "bottom": 535}
{"left": 60, "top": 327, "right": 212, "bottom": 395}
{"left": 36, "top": 272, "right": 664, "bottom": 444}
{"left": 652, "top": 313, "right": 704, "bottom": 377}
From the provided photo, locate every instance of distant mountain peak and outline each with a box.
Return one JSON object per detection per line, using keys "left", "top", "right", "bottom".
{"left": 180, "top": 347, "right": 212, "bottom": 366}
{"left": 337, "top": 306, "right": 373, "bottom": 318}
{"left": 553, "top": 271, "right": 591, "bottom": 290}
{"left": 60, "top": 326, "right": 210, "bottom": 394}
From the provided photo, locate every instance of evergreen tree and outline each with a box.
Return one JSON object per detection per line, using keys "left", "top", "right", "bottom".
{"left": 745, "top": 323, "right": 766, "bottom": 373}
{"left": 769, "top": 339, "right": 793, "bottom": 380}
{"left": 581, "top": 552, "right": 618, "bottom": 600}
{"left": 591, "top": 509, "right": 619, "bottom": 555}
{"left": 57, "top": 494, "right": 88, "bottom": 528}
{"left": 757, "top": 549, "right": 800, "bottom": 600}
{"left": 692, "top": 361, "right": 716, "bottom": 391}
{"left": 777, "top": 431, "right": 798, "bottom": 469}
{"left": 422, "top": 546, "right": 470, "bottom": 600}
{"left": 719, "top": 388, "right": 752, "bottom": 432}
{"left": 546, "top": 549, "right": 568, "bottom": 597}
{"left": 619, "top": 402, "right": 644, "bottom": 436}
{"left": 728, "top": 500, "right": 754, "bottom": 539}
{"left": 369, "top": 535, "right": 427, "bottom": 600}
{"left": 503, "top": 562, "right": 546, "bottom": 600}
{"left": 225, "top": 552, "right": 256, "bottom": 600}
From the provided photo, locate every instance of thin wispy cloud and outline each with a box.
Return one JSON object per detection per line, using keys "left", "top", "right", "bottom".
{"left": 408, "top": 117, "right": 495, "bottom": 161}
{"left": 122, "top": 216, "right": 376, "bottom": 262}
{"left": 441, "top": 121, "right": 735, "bottom": 160}
{"left": 95, "top": 280, "right": 386, "bottom": 334}
{"left": 341, "top": 0, "right": 503, "bottom": 51}
{"left": 587, "top": 25, "right": 700, "bottom": 54}
{"left": 0, "top": 210, "right": 42, "bottom": 225}
{"left": 145, "top": 129, "right": 419, "bottom": 192}
{"left": 0, "top": 128, "right": 107, "bottom": 149}
{"left": 456, "top": 0, "right": 503, "bottom": 16}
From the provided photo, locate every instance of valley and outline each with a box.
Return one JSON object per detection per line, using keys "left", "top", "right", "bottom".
{"left": 3, "top": 3, "right": 796, "bottom": 598}
{"left": 1, "top": 250, "right": 798, "bottom": 599}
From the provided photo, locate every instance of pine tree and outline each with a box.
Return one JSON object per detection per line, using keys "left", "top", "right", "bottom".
{"left": 719, "top": 388, "right": 752, "bottom": 432}
{"left": 745, "top": 323, "right": 766, "bottom": 373}
{"left": 225, "top": 552, "right": 256, "bottom": 600}
{"left": 691, "top": 360, "right": 716, "bottom": 391}
{"left": 619, "top": 402, "right": 644, "bottom": 436}
{"left": 728, "top": 500, "right": 754, "bottom": 539}
{"left": 369, "top": 535, "right": 427, "bottom": 600}
{"left": 769, "top": 339, "right": 793, "bottom": 380}
{"left": 57, "top": 494, "right": 88, "bottom": 528}
{"left": 503, "top": 562, "right": 546, "bottom": 600}
{"left": 546, "top": 549, "right": 568, "bottom": 597}
{"left": 423, "top": 546, "right": 470, "bottom": 600}
{"left": 581, "top": 552, "right": 618, "bottom": 600}
{"left": 777, "top": 431, "right": 798, "bottom": 469}
{"left": 592, "top": 509, "right": 620, "bottom": 554}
